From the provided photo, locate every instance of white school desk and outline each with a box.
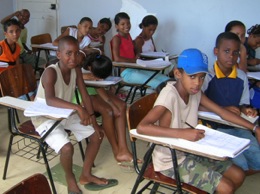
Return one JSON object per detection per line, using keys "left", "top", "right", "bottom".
{"left": 83, "top": 76, "right": 122, "bottom": 88}
{"left": 247, "top": 72, "right": 260, "bottom": 80}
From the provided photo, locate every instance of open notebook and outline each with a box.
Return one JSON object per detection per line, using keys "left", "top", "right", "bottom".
{"left": 130, "top": 124, "right": 250, "bottom": 158}
{"left": 24, "top": 98, "right": 74, "bottom": 119}
{"left": 136, "top": 58, "right": 172, "bottom": 68}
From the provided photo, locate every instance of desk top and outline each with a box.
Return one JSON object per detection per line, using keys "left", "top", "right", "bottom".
{"left": 31, "top": 43, "right": 58, "bottom": 51}
{"left": 247, "top": 72, "right": 260, "bottom": 80}
{"left": 113, "top": 61, "right": 171, "bottom": 70}
{"left": 84, "top": 76, "right": 122, "bottom": 87}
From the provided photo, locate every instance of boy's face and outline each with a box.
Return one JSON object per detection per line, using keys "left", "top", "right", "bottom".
{"left": 175, "top": 69, "right": 206, "bottom": 95}
{"left": 18, "top": 10, "right": 30, "bottom": 26}
{"left": 116, "top": 18, "right": 131, "bottom": 34}
{"left": 97, "top": 23, "right": 110, "bottom": 36}
{"left": 4, "top": 25, "right": 21, "bottom": 43}
{"left": 57, "top": 41, "right": 80, "bottom": 69}
{"left": 248, "top": 34, "right": 260, "bottom": 49}
{"left": 78, "top": 21, "right": 93, "bottom": 36}
{"left": 214, "top": 39, "right": 240, "bottom": 69}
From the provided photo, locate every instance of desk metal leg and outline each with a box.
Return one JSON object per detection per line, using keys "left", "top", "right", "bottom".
{"left": 131, "top": 143, "right": 156, "bottom": 194}
{"left": 170, "top": 149, "right": 183, "bottom": 194}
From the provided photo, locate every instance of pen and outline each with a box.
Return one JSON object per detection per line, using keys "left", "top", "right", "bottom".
{"left": 185, "top": 122, "right": 195, "bottom": 129}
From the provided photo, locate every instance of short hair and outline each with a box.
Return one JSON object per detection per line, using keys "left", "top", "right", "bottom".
{"left": 215, "top": 32, "right": 240, "bottom": 48}
{"left": 58, "top": 36, "right": 78, "bottom": 51}
{"left": 139, "top": 15, "right": 158, "bottom": 29}
{"left": 114, "top": 12, "right": 130, "bottom": 25}
{"left": 247, "top": 24, "right": 260, "bottom": 36}
{"left": 79, "top": 17, "right": 92, "bottom": 24}
{"left": 225, "top": 20, "right": 245, "bottom": 32}
{"left": 82, "top": 54, "right": 112, "bottom": 79}
{"left": 3, "top": 18, "right": 20, "bottom": 32}
{"left": 99, "top": 18, "right": 112, "bottom": 30}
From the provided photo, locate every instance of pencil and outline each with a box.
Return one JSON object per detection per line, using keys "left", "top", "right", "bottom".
{"left": 185, "top": 122, "right": 195, "bottom": 129}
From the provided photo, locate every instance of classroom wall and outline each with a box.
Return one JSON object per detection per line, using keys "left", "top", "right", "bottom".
{"left": 58, "top": 0, "right": 260, "bottom": 65}
{"left": 0, "top": 0, "right": 14, "bottom": 40}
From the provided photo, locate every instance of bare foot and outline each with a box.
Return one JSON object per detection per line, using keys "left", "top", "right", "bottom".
{"left": 79, "top": 174, "right": 108, "bottom": 185}
{"left": 116, "top": 152, "right": 143, "bottom": 163}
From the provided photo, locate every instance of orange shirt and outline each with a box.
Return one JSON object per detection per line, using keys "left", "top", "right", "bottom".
{"left": 0, "top": 39, "right": 21, "bottom": 65}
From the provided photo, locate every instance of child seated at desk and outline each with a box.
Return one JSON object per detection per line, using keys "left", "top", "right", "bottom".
{"left": 136, "top": 48, "right": 260, "bottom": 193}
{"left": 201, "top": 32, "right": 260, "bottom": 174}
{"left": 73, "top": 53, "right": 137, "bottom": 166}
{"left": 0, "top": 18, "right": 21, "bottom": 66}
{"left": 32, "top": 36, "right": 118, "bottom": 193}
{"left": 53, "top": 17, "right": 101, "bottom": 55}
{"left": 88, "top": 18, "right": 112, "bottom": 53}
{"left": 110, "top": 12, "right": 169, "bottom": 90}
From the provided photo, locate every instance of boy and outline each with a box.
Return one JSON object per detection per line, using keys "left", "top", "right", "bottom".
{"left": 137, "top": 48, "right": 260, "bottom": 193}
{"left": 0, "top": 18, "right": 21, "bottom": 65}
{"left": 32, "top": 36, "right": 118, "bottom": 193}
{"left": 201, "top": 32, "right": 260, "bottom": 174}
{"left": 1, "top": 10, "right": 45, "bottom": 67}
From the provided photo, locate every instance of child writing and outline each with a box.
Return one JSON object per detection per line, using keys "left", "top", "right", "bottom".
{"left": 32, "top": 36, "right": 118, "bottom": 193}
{"left": 53, "top": 17, "right": 101, "bottom": 55}
{"left": 88, "top": 18, "right": 112, "bottom": 52}
{"left": 74, "top": 53, "right": 135, "bottom": 165}
{"left": 111, "top": 12, "right": 169, "bottom": 90}
{"left": 225, "top": 20, "right": 247, "bottom": 73}
{"left": 244, "top": 24, "right": 260, "bottom": 71}
{"left": 136, "top": 48, "right": 260, "bottom": 193}
{"left": 201, "top": 32, "right": 260, "bottom": 174}
{"left": 0, "top": 18, "right": 21, "bottom": 65}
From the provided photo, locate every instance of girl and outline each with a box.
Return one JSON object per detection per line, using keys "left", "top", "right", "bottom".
{"left": 111, "top": 12, "right": 169, "bottom": 90}
{"left": 244, "top": 24, "right": 260, "bottom": 71}
{"left": 88, "top": 18, "right": 112, "bottom": 52}
{"left": 134, "top": 15, "right": 158, "bottom": 55}
{"left": 74, "top": 53, "right": 136, "bottom": 165}
{"left": 225, "top": 20, "right": 247, "bottom": 73}
{"left": 53, "top": 17, "right": 100, "bottom": 55}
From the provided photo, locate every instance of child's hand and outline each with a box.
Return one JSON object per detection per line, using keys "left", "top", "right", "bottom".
{"left": 241, "top": 106, "right": 258, "bottom": 117}
{"left": 224, "top": 106, "right": 240, "bottom": 115}
{"left": 182, "top": 129, "right": 205, "bottom": 141}
{"left": 77, "top": 107, "right": 92, "bottom": 126}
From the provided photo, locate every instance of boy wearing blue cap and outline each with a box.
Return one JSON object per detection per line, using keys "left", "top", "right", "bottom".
{"left": 137, "top": 48, "right": 260, "bottom": 193}
{"left": 201, "top": 32, "right": 260, "bottom": 174}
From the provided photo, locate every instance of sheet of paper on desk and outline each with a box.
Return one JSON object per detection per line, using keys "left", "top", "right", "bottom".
{"left": 198, "top": 111, "right": 259, "bottom": 126}
{"left": 39, "top": 43, "right": 58, "bottom": 50}
{"left": 84, "top": 76, "right": 122, "bottom": 86}
{"left": 141, "top": 51, "right": 169, "bottom": 58}
{"left": 24, "top": 98, "right": 74, "bottom": 118}
{"left": 0, "top": 62, "right": 8, "bottom": 67}
{"left": 130, "top": 124, "right": 250, "bottom": 158}
{"left": 136, "top": 58, "right": 171, "bottom": 68}
{"left": 247, "top": 72, "right": 260, "bottom": 80}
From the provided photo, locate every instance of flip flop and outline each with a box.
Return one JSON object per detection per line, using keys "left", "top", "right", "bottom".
{"left": 117, "top": 160, "right": 143, "bottom": 173}
{"left": 84, "top": 179, "right": 118, "bottom": 191}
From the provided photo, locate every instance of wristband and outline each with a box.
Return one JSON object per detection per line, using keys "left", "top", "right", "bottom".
{"left": 253, "top": 125, "right": 258, "bottom": 133}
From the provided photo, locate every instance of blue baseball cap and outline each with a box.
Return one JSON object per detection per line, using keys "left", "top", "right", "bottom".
{"left": 177, "top": 48, "right": 208, "bottom": 75}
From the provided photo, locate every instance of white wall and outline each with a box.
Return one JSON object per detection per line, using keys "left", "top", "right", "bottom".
{"left": 58, "top": 0, "right": 260, "bottom": 65}
{"left": 0, "top": 0, "right": 14, "bottom": 39}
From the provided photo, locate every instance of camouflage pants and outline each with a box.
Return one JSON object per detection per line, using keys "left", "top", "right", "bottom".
{"left": 160, "top": 153, "right": 232, "bottom": 194}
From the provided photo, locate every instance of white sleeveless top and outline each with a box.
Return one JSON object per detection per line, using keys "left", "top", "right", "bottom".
{"left": 69, "top": 27, "right": 91, "bottom": 49}
{"left": 142, "top": 38, "right": 155, "bottom": 53}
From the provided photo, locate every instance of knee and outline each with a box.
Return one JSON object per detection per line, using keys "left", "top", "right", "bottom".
{"left": 216, "top": 178, "right": 235, "bottom": 194}
{"left": 60, "top": 142, "right": 74, "bottom": 155}
{"left": 89, "top": 131, "right": 103, "bottom": 144}
{"left": 103, "top": 105, "right": 114, "bottom": 117}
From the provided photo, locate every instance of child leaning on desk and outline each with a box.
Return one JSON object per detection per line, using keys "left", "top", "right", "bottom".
{"left": 137, "top": 48, "right": 260, "bottom": 194}
{"left": 73, "top": 53, "right": 136, "bottom": 165}
{"left": 111, "top": 12, "right": 169, "bottom": 90}
{"left": 53, "top": 17, "right": 101, "bottom": 55}
{"left": 31, "top": 36, "right": 118, "bottom": 193}
{"left": 201, "top": 32, "right": 260, "bottom": 174}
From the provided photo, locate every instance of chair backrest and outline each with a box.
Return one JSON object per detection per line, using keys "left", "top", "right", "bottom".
{"left": 126, "top": 92, "right": 158, "bottom": 140}
{"left": 0, "top": 64, "right": 37, "bottom": 98}
{"left": 61, "top": 25, "right": 77, "bottom": 34}
{"left": 3, "top": 173, "right": 52, "bottom": 194}
{"left": 31, "top": 33, "right": 52, "bottom": 53}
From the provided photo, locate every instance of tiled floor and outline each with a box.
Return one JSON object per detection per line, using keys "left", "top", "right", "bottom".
{"left": 1, "top": 103, "right": 260, "bottom": 194}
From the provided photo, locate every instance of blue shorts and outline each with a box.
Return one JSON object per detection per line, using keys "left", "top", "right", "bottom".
{"left": 217, "top": 127, "right": 260, "bottom": 170}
